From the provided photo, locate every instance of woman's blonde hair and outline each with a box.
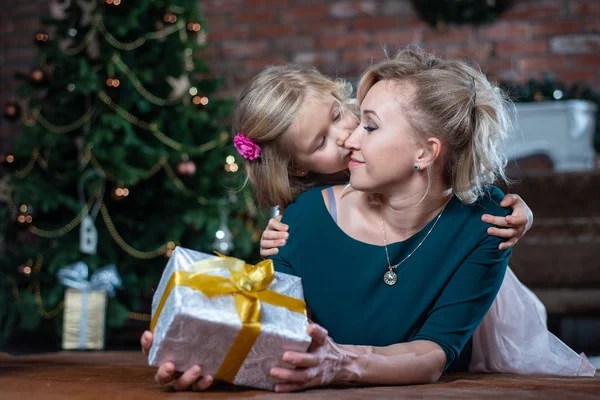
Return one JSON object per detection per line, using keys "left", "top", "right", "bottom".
{"left": 357, "top": 48, "right": 514, "bottom": 204}
{"left": 233, "top": 65, "right": 352, "bottom": 208}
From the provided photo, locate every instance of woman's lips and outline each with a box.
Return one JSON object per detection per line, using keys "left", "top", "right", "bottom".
{"left": 348, "top": 158, "right": 364, "bottom": 168}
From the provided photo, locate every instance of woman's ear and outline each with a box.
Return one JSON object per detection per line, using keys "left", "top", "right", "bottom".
{"left": 416, "top": 138, "right": 442, "bottom": 169}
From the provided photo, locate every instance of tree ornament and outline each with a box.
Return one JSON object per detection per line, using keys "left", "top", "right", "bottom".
{"left": 3, "top": 102, "right": 21, "bottom": 122}
{"left": 166, "top": 75, "right": 191, "bottom": 101}
{"left": 213, "top": 209, "right": 234, "bottom": 254}
{"left": 76, "top": 0, "right": 96, "bottom": 26}
{"left": 176, "top": 159, "right": 196, "bottom": 176}
{"left": 49, "top": 0, "right": 72, "bottom": 20}
{"left": 30, "top": 68, "right": 47, "bottom": 86}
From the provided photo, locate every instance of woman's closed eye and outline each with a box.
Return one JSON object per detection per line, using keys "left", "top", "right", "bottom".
{"left": 363, "top": 124, "right": 377, "bottom": 132}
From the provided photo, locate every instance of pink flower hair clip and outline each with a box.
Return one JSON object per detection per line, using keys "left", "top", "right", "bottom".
{"left": 233, "top": 133, "right": 261, "bottom": 160}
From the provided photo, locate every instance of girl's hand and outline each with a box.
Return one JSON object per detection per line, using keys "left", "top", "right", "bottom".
{"left": 140, "top": 330, "right": 214, "bottom": 391}
{"left": 483, "top": 193, "right": 534, "bottom": 250}
{"left": 260, "top": 215, "right": 290, "bottom": 257}
{"left": 269, "top": 324, "right": 359, "bottom": 393}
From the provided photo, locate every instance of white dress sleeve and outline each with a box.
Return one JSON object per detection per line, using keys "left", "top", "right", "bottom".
{"left": 469, "top": 266, "right": 596, "bottom": 376}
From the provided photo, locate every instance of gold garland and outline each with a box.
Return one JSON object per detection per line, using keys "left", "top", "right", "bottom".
{"left": 8, "top": 254, "right": 151, "bottom": 321}
{"left": 32, "top": 107, "right": 96, "bottom": 134}
{"left": 61, "top": 15, "right": 101, "bottom": 56}
{"left": 27, "top": 190, "right": 101, "bottom": 238}
{"left": 13, "top": 147, "right": 69, "bottom": 180}
{"left": 14, "top": 148, "right": 39, "bottom": 179}
{"left": 99, "top": 17, "right": 184, "bottom": 51}
{"left": 36, "top": 156, "right": 67, "bottom": 180}
{"left": 88, "top": 146, "right": 167, "bottom": 185}
{"left": 8, "top": 275, "right": 150, "bottom": 322}
{"left": 98, "top": 90, "right": 217, "bottom": 154}
{"left": 60, "top": 14, "right": 184, "bottom": 56}
{"left": 111, "top": 53, "right": 180, "bottom": 106}
{"left": 163, "top": 161, "right": 208, "bottom": 205}
{"left": 34, "top": 280, "right": 65, "bottom": 319}
{"left": 100, "top": 203, "right": 172, "bottom": 259}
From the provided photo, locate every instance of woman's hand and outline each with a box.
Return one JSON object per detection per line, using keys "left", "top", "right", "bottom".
{"left": 260, "top": 215, "right": 289, "bottom": 257}
{"left": 269, "top": 323, "right": 360, "bottom": 393}
{"left": 483, "top": 193, "right": 534, "bottom": 250}
{"left": 140, "top": 330, "right": 214, "bottom": 391}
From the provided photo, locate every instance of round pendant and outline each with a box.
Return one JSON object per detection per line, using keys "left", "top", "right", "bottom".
{"left": 383, "top": 270, "right": 397, "bottom": 286}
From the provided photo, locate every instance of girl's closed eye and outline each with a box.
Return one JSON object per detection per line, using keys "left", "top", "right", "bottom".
{"left": 333, "top": 108, "right": 341, "bottom": 122}
{"left": 316, "top": 136, "right": 327, "bottom": 150}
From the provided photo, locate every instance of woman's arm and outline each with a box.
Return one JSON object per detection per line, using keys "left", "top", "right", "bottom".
{"left": 270, "top": 325, "right": 446, "bottom": 392}
{"left": 272, "top": 231, "right": 510, "bottom": 392}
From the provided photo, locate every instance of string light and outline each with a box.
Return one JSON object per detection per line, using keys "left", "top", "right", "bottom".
{"left": 106, "top": 78, "right": 120, "bottom": 87}
{"left": 187, "top": 22, "right": 201, "bottom": 32}
{"left": 6, "top": 155, "right": 15, "bottom": 163}
{"left": 189, "top": 87, "right": 198, "bottom": 96}
{"left": 225, "top": 155, "right": 239, "bottom": 173}
{"left": 35, "top": 32, "right": 49, "bottom": 42}
{"left": 192, "top": 96, "right": 209, "bottom": 106}
{"left": 164, "top": 13, "right": 177, "bottom": 23}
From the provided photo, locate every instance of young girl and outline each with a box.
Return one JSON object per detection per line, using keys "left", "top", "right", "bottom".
{"left": 143, "top": 62, "right": 593, "bottom": 392}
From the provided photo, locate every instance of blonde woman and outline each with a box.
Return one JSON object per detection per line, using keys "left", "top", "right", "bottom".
{"left": 141, "top": 51, "right": 593, "bottom": 391}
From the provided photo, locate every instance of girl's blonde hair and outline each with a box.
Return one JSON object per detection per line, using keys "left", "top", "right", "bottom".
{"left": 357, "top": 48, "right": 513, "bottom": 204}
{"left": 233, "top": 65, "right": 352, "bottom": 208}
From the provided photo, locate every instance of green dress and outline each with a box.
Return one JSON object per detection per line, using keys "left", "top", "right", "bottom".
{"left": 270, "top": 186, "right": 511, "bottom": 371}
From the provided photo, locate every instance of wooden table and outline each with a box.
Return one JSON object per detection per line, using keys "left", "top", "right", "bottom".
{"left": 1, "top": 351, "right": 598, "bottom": 399}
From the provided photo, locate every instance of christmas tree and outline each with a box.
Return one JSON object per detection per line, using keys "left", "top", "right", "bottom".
{"left": 0, "top": 0, "right": 263, "bottom": 348}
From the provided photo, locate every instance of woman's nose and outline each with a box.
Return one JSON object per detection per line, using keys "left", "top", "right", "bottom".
{"left": 336, "top": 115, "right": 360, "bottom": 147}
{"left": 344, "top": 124, "right": 362, "bottom": 150}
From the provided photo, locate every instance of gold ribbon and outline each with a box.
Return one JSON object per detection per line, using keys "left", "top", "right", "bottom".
{"left": 150, "top": 254, "right": 307, "bottom": 383}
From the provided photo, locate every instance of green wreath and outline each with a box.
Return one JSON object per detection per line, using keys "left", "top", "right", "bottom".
{"left": 411, "top": 0, "right": 514, "bottom": 29}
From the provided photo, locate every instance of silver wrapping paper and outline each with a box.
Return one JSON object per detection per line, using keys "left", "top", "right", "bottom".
{"left": 148, "top": 247, "right": 311, "bottom": 390}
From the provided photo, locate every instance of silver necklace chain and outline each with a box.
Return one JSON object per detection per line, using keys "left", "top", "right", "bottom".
{"left": 380, "top": 206, "right": 445, "bottom": 271}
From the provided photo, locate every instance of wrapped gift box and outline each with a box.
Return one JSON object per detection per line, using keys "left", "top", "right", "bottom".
{"left": 148, "top": 247, "right": 311, "bottom": 390}
{"left": 62, "top": 288, "right": 107, "bottom": 350}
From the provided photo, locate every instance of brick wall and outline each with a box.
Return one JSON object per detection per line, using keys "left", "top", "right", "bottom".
{"left": 1, "top": 0, "right": 599, "bottom": 152}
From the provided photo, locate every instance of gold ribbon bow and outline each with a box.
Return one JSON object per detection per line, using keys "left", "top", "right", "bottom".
{"left": 150, "top": 254, "right": 307, "bottom": 383}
